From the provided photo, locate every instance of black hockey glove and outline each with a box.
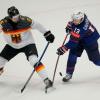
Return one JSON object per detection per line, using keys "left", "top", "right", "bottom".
{"left": 44, "top": 31, "right": 55, "bottom": 43}
{"left": 57, "top": 45, "right": 68, "bottom": 55}
{"left": 65, "top": 27, "right": 72, "bottom": 33}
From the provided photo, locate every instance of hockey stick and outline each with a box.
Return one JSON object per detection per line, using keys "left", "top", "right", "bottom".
{"left": 52, "top": 33, "right": 69, "bottom": 86}
{"left": 21, "top": 42, "right": 50, "bottom": 93}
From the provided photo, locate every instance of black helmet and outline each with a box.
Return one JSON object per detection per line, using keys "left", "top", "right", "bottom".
{"left": 8, "top": 6, "right": 19, "bottom": 18}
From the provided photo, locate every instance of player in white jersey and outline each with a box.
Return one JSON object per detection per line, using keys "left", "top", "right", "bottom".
{"left": 0, "top": 6, "right": 55, "bottom": 89}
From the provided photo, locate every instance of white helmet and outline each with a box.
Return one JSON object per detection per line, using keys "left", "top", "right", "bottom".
{"left": 71, "top": 11, "right": 85, "bottom": 25}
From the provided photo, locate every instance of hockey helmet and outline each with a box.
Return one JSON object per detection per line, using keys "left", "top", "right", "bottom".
{"left": 71, "top": 11, "right": 85, "bottom": 25}
{"left": 8, "top": 6, "right": 19, "bottom": 18}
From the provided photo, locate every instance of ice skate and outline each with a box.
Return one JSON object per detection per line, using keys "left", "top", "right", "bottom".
{"left": 44, "top": 78, "right": 53, "bottom": 93}
{"left": 62, "top": 73, "right": 72, "bottom": 82}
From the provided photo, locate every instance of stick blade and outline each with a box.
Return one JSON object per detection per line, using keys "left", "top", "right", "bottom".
{"left": 21, "top": 86, "right": 25, "bottom": 93}
{"left": 59, "top": 72, "right": 62, "bottom": 76}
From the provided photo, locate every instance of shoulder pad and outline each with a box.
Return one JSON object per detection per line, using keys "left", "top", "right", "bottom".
{"left": 0, "top": 17, "right": 8, "bottom": 25}
{"left": 20, "top": 16, "right": 32, "bottom": 23}
{"left": 0, "top": 20, "right": 4, "bottom": 24}
{"left": 26, "top": 17, "right": 32, "bottom": 23}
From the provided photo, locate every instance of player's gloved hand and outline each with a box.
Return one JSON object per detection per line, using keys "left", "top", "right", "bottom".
{"left": 57, "top": 45, "right": 68, "bottom": 55}
{"left": 65, "top": 27, "right": 72, "bottom": 33}
{"left": 44, "top": 31, "right": 55, "bottom": 43}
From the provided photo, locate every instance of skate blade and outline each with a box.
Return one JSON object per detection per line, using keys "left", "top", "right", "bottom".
{"left": 45, "top": 86, "right": 56, "bottom": 93}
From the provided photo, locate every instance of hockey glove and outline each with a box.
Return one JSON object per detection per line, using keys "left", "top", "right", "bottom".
{"left": 57, "top": 45, "right": 68, "bottom": 55}
{"left": 44, "top": 31, "right": 55, "bottom": 43}
{"left": 65, "top": 27, "right": 72, "bottom": 33}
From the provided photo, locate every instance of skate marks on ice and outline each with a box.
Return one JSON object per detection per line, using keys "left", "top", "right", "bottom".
{"left": 0, "top": 74, "right": 41, "bottom": 93}
{"left": 0, "top": 72, "right": 100, "bottom": 100}
{"left": 0, "top": 74, "right": 56, "bottom": 94}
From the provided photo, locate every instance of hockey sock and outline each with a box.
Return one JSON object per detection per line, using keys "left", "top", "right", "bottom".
{"left": 35, "top": 62, "right": 48, "bottom": 81}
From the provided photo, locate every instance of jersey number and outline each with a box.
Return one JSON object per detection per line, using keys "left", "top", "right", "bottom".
{"left": 11, "top": 34, "right": 21, "bottom": 43}
{"left": 74, "top": 28, "right": 80, "bottom": 34}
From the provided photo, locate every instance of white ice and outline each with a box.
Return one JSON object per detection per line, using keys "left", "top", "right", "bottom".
{"left": 0, "top": 0, "right": 100, "bottom": 100}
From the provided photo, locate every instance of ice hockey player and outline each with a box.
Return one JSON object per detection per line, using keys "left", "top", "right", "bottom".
{"left": 0, "top": 6, "right": 55, "bottom": 89}
{"left": 57, "top": 11, "right": 100, "bottom": 82}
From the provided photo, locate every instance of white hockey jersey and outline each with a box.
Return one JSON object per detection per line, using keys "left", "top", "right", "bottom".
{"left": 0, "top": 16, "right": 48, "bottom": 49}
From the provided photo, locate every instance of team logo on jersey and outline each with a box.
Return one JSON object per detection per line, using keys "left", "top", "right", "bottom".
{"left": 11, "top": 34, "right": 21, "bottom": 43}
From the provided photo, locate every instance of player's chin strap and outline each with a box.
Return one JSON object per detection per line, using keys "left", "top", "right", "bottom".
{"left": 21, "top": 42, "right": 50, "bottom": 93}
{"left": 52, "top": 33, "right": 69, "bottom": 86}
